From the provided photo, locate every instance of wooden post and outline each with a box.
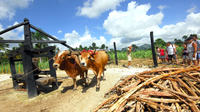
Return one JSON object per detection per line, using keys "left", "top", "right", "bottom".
{"left": 48, "top": 49, "right": 58, "bottom": 88}
{"left": 9, "top": 57, "right": 19, "bottom": 89}
{"left": 22, "top": 18, "right": 38, "bottom": 98}
{"left": 113, "top": 42, "right": 118, "bottom": 65}
{"left": 150, "top": 31, "right": 158, "bottom": 67}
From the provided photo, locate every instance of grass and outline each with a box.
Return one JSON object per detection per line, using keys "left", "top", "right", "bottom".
{"left": 108, "top": 50, "right": 152, "bottom": 60}
{"left": 0, "top": 48, "right": 184, "bottom": 74}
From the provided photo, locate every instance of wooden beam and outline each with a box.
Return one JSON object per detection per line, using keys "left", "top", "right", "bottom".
{"left": 0, "top": 22, "right": 25, "bottom": 35}
{"left": 30, "top": 24, "right": 75, "bottom": 50}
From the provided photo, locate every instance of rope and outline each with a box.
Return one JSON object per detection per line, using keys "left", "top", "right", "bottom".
{"left": 15, "top": 57, "right": 54, "bottom": 79}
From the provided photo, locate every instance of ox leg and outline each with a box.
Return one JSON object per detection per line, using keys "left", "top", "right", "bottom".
{"left": 84, "top": 71, "right": 90, "bottom": 86}
{"left": 96, "top": 70, "right": 102, "bottom": 91}
{"left": 73, "top": 78, "right": 77, "bottom": 90}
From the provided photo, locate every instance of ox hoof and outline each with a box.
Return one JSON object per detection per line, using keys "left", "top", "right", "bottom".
{"left": 86, "top": 78, "right": 90, "bottom": 84}
{"left": 96, "top": 87, "right": 100, "bottom": 91}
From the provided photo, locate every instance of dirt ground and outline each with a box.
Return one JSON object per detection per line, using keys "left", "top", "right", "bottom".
{"left": 0, "top": 60, "right": 151, "bottom": 112}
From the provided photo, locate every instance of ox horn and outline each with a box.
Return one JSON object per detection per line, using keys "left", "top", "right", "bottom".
{"left": 71, "top": 51, "right": 80, "bottom": 55}
{"left": 69, "top": 49, "right": 72, "bottom": 55}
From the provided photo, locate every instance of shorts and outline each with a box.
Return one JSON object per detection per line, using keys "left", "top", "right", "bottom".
{"left": 160, "top": 55, "right": 165, "bottom": 59}
{"left": 188, "top": 53, "right": 197, "bottom": 60}
{"left": 168, "top": 55, "right": 176, "bottom": 60}
{"left": 183, "top": 55, "right": 187, "bottom": 59}
{"left": 197, "top": 53, "right": 200, "bottom": 59}
{"left": 128, "top": 55, "right": 132, "bottom": 61}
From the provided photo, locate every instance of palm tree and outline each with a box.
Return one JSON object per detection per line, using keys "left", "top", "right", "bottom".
{"left": 100, "top": 44, "right": 106, "bottom": 50}
{"left": 0, "top": 37, "right": 9, "bottom": 52}
{"left": 31, "top": 31, "right": 49, "bottom": 49}
{"left": 31, "top": 31, "right": 49, "bottom": 62}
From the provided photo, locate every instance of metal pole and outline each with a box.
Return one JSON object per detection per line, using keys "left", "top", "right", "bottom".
{"left": 150, "top": 31, "right": 158, "bottom": 67}
{"left": 113, "top": 42, "right": 118, "bottom": 65}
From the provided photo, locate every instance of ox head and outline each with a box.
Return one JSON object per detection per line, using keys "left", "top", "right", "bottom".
{"left": 79, "top": 50, "right": 96, "bottom": 67}
{"left": 53, "top": 50, "right": 80, "bottom": 69}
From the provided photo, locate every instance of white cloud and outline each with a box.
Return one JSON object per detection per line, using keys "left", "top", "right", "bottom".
{"left": 187, "top": 5, "right": 197, "bottom": 13}
{"left": 77, "top": 0, "right": 125, "bottom": 18}
{"left": 0, "top": 0, "right": 33, "bottom": 20}
{"left": 0, "top": 22, "right": 24, "bottom": 40}
{"left": 57, "top": 30, "right": 62, "bottom": 34}
{"left": 103, "top": 1, "right": 200, "bottom": 48}
{"left": 158, "top": 5, "right": 166, "bottom": 11}
{"left": 64, "top": 29, "right": 108, "bottom": 49}
{"left": 0, "top": 22, "right": 24, "bottom": 49}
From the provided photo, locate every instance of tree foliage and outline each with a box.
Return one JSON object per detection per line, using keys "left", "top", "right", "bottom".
{"left": 0, "top": 37, "right": 9, "bottom": 51}
{"left": 154, "top": 38, "right": 166, "bottom": 48}
{"left": 31, "top": 31, "right": 49, "bottom": 49}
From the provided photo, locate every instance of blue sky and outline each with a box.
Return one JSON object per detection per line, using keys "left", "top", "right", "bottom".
{"left": 0, "top": 0, "right": 200, "bottom": 49}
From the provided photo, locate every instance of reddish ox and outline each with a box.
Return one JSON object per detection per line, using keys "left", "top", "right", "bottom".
{"left": 79, "top": 50, "right": 108, "bottom": 91}
{"left": 53, "top": 50, "right": 88, "bottom": 90}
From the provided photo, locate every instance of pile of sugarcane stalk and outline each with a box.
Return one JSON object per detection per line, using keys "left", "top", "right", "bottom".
{"left": 94, "top": 66, "right": 200, "bottom": 112}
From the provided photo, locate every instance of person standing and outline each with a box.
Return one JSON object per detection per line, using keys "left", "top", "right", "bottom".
{"left": 187, "top": 37, "right": 197, "bottom": 65}
{"left": 159, "top": 48, "right": 166, "bottom": 63}
{"left": 166, "top": 42, "right": 177, "bottom": 64}
{"left": 192, "top": 34, "right": 200, "bottom": 64}
{"left": 182, "top": 43, "right": 188, "bottom": 64}
{"left": 127, "top": 46, "right": 132, "bottom": 68}
{"left": 156, "top": 47, "right": 161, "bottom": 63}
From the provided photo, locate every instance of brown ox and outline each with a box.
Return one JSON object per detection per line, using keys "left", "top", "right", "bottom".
{"left": 53, "top": 50, "right": 88, "bottom": 90}
{"left": 79, "top": 50, "right": 108, "bottom": 91}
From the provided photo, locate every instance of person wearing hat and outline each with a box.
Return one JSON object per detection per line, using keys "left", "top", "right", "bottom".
{"left": 127, "top": 46, "right": 133, "bottom": 68}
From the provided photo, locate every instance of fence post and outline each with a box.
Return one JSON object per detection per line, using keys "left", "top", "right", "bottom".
{"left": 150, "top": 31, "right": 158, "bottom": 67}
{"left": 113, "top": 42, "right": 118, "bottom": 65}
{"left": 22, "top": 18, "right": 38, "bottom": 98}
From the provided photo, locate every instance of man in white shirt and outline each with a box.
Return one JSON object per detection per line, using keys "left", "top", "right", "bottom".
{"left": 166, "top": 42, "right": 177, "bottom": 64}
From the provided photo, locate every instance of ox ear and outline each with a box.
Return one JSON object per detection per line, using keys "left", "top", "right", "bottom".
{"left": 71, "top": 55, "right": 80, "bottom": 64}
{"left": 89, "top": 55, "right": 95, "bottom": 61}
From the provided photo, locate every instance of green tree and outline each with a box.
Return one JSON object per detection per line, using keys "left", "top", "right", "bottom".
{"left": 182, "top": 35, "right": 188, "bottom": 41}
{"left": 79, "top": 45, "right": 83, "bottom": 50}
{"left": 131, "top": 44, "right": 138, "bottom": 50}
{"left": 31, "top": 31, "right": 49, "bottom": 62}
{"left": 154, "top": 38, "right": 166, "bottom": 48}
{"left": 31, "top": 31, "right": 49, "bottom": 49}
{"left": 0, "top": 37, "right": 9, "bottom": 51}
{"left": 174, "top": 38, "right": 183, "bottom": 46}
{"left": 100, "top": 44, "right": 106, "bottom": 49}
{"left": 92, "top": 42, "right": 97, "bottom": 49}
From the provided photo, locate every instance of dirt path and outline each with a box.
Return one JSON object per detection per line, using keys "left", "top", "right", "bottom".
{"left": 0, "top": 67, "right": 149, "bottom": 112}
